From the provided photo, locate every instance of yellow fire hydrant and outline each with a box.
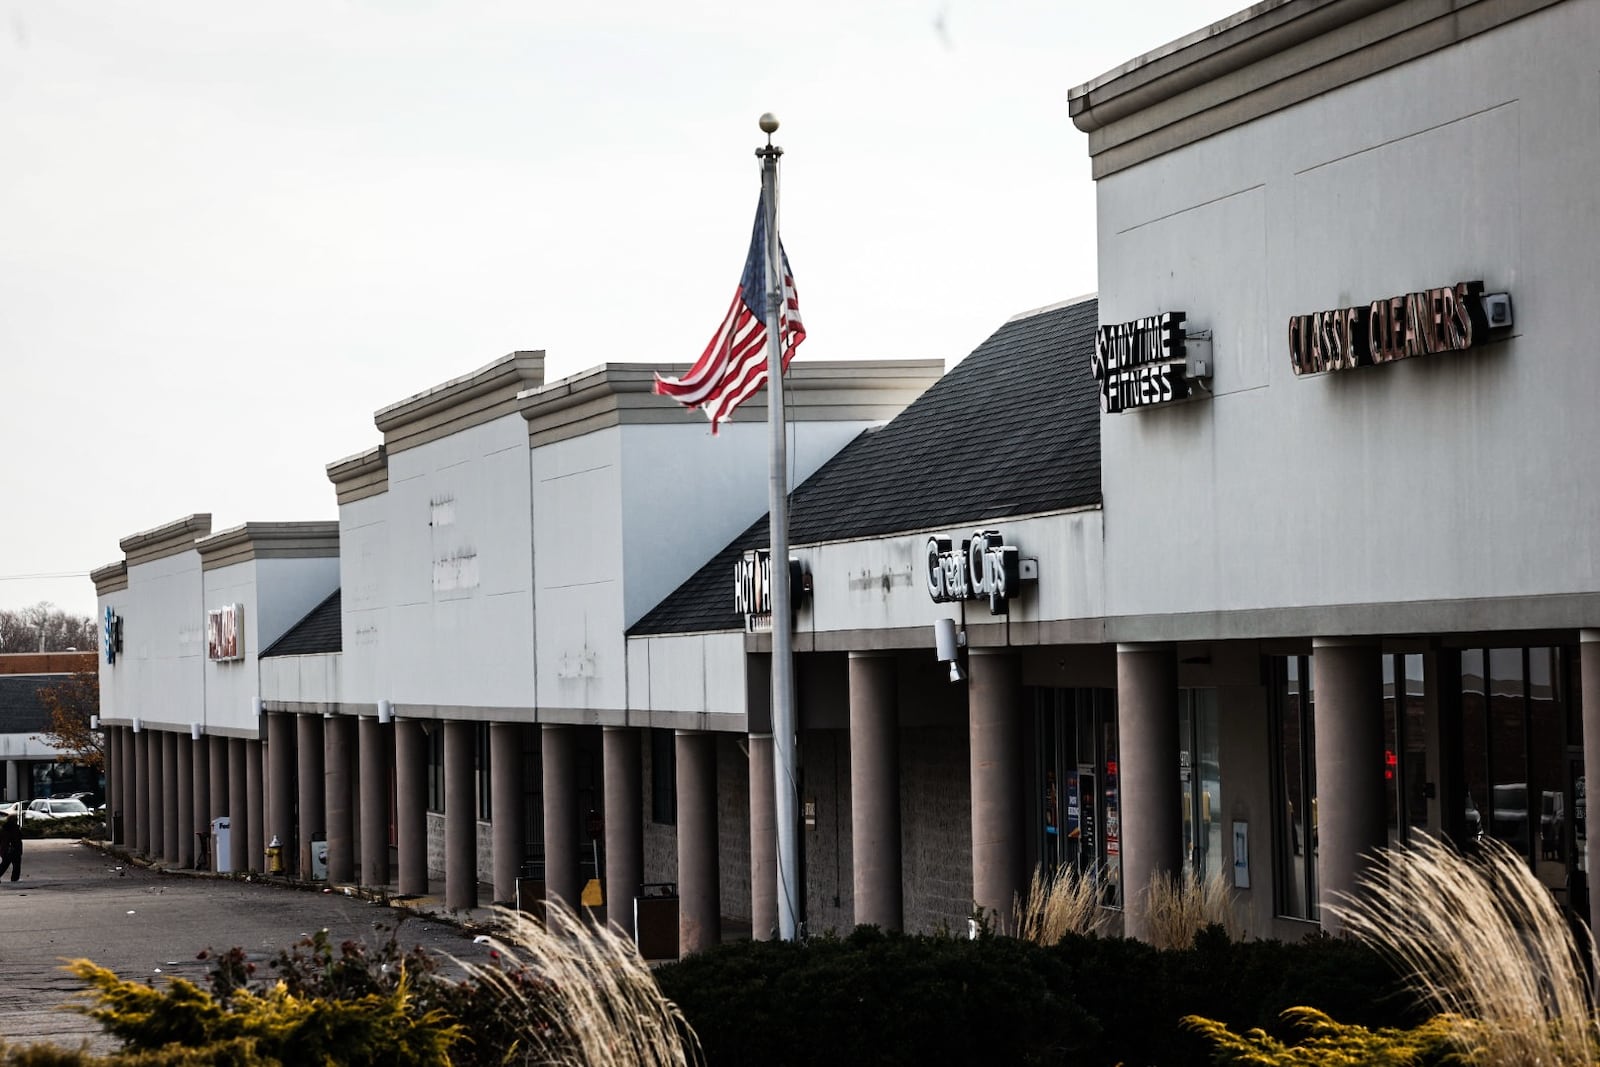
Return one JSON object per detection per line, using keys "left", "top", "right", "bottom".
{"left": 266, "top": 835, "right": 285, "bottom": 875}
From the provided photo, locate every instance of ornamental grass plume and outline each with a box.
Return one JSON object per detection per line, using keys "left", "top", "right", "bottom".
{"left": 1328, "top": 833, "right": 1598, "bottom": 1067}
{"left": 462, "top": 903, "right": 702, "bottom": 1067}
{"left": 1013, "top": 863, "right": 1104, "bottom": 945}
{"left": 1144, "top": 864, "right": 1239, "bottom": 950}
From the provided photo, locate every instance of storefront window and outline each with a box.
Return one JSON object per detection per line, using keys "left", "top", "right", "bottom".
{"left": 1033, "top": 688, "right": 1120, "bottom": 908}
{"left": 476, "top": 722, "right": 492, "bottom": 820}
{"left": 1272, "top": 656, "right": 1318, "bottom": 920}
{"left": 1180, "top": 689, "right": 1222, "bottom": 877}
{"left": 427, "top": 726, "right": 445, "bottom": 814}
{"left": 1382, "top": 653, "right": 1428, "bottom": 845}
{"left": 1453, "top": 646, "right": 1582, "bottom": 912}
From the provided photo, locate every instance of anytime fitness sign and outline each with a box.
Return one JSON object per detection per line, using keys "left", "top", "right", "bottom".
{"left": 1289, "top": 280, "right": 1490, "bottom": 375}
{"left": 1091, "top": 311, "right": 1192, "bottom": 413}
{"left": 926, "top": 530, "right": 1020, "bottom": 616}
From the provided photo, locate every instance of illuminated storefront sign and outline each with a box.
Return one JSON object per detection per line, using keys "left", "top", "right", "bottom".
{"left": 1091, "top": 311, "right": 1208, "bottom": 413}
{"left": 733, "top": 549, "right": 809, "bottom": 633}
{"left": 1288, "top": 280, "right": 1508, "bottom": 376}
{"left": 206, "top": 603, "right": 245, "bottom": 662}
{"left": 925, "top": 530, "right": 1025, "bottom": 616}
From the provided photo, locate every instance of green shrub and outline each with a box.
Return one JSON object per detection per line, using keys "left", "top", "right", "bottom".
{"left": 1183, "top": 1006, "right": 1471, "bottom": 1065}
{"left": 66, "top": 958, "right": 460, "bottom": 1066}
{"left": 1051, "top": 926, "right": 1422, "bottom": 1066}
{"left": 655, "top": 925, "right": 1092, "bottom": 1067}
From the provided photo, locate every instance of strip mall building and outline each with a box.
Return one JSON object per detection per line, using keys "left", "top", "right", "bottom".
{"left": 95, "top": 0, "right": 1600, "bottom": 951}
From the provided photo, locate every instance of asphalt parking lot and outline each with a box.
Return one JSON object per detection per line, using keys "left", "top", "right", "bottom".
{"left": 0, "top": 839, "right": 497, "bottom": 1055}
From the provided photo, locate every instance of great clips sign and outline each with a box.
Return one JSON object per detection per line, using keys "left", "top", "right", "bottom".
{"left": 1289, "top": 281, "right": 1501, "bottom": 375}
{"left": 926, "top": 530, "right": 1022, "bottom": 616}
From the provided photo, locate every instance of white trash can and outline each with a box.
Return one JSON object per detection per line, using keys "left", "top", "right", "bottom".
{"left": 212, "top": 816, "right": 233, "bottom": 874}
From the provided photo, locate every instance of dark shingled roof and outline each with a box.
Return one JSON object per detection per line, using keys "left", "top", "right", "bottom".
{"left": 261, "top": 589, "right": 342, "bottom": 658}
{"left": 0, "top": 676, "right": 60, "bottom": 733}
{"left": 631, "top": 296, "right": 1101, "bottom": 636}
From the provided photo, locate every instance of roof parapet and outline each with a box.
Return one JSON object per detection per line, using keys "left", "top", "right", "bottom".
{"left": 118, "top": 514, "right": 213, "bottom": 567}
{"left": 374, "top": 350, "right": 545, "bottom": 453}
{"left": 196, "top": 522, "right": 340, "bottom": 572}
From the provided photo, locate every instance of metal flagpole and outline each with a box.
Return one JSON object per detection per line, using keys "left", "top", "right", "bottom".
{"left": 757, "top": 112, "right": 800, "bottom": 941}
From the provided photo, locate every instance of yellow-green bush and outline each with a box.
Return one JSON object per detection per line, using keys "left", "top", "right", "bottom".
{"left": 64, "top": 959, "right": 459, "bottom": 1067}
{"left": 1183, "top": 1007, "right": 1471, "bottom": 1066}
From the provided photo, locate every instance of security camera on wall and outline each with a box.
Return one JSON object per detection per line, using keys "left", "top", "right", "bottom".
{"left": 933, "top": 618, "right": 966, "bottom": 683}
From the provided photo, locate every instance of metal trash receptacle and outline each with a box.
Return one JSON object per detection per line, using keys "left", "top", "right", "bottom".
{"left": 634, "top": 882, "right": 679, "bottom": 961}
{"left": 309, "top": 831, "right": 328, "bottom": 881}
{"left": 212, "top": 817, "right": 233, "bottom": 874}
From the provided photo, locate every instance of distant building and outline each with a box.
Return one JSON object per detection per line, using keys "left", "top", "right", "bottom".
{"left": 0, "top": 651, "right": 100, "bottom": 802}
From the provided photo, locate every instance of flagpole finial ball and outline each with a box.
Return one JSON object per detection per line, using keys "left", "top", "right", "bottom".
{"left": 759, "top": 113, "right": 780, "bottom": 134}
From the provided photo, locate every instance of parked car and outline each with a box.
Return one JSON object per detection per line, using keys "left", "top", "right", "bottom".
{"left": 23, "top": 797, "right": 94, "bottom": 821}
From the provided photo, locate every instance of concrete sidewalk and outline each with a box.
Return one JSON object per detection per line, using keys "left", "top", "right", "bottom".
{"left": 0, "top": 839, "right": 497, "bottom": 1055}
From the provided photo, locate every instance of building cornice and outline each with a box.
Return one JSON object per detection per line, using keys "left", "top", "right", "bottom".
{"left": 326, "top": 445, "right": 389, "bottom": 505}
{"left": 197, "top": 521, "right": 340, "bottom": 572}
{"left": 374, "top": 350, "right": 545, "bottom": 454}
{"left": 91, "top": 561, "right": 128, "bottom": 596}
{"left": 1068, "top": 0, "right": 1562, "bottom": 178}
{"left": 118, "top": 514, "right": 213, "bottom": 567}
{"left": 519, "top": 359, "right": 946, "bottom": 448}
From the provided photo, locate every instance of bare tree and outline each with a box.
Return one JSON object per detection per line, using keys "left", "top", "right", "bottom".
{"left": 0, "top": 602, "right": 96, "bottom": 653}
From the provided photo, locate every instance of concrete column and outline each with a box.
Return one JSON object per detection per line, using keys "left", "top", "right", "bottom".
{"left": 749, "top": 733, "right": 777, "bottom": 940}
{"left": 267, "top": 712, "right": 297, "bottom": 874}
{"left": 491, "top": 722, "right": 526, "bottom": 906}
{"left": 676, "top": 730, "right": 719, "bottom": 955}
{"left": 1313, "top": 639, "right": 1386, "bottom": 935}
{"left": 359, "top": 716, "right": 391, "bottom": 886}
{"left": 228, "top": 738, "right": 249, "bottom": 873}
{"left": 209, "top": 736, "right": 229, "bottom": 850}
{"left": 850, "top": 652, "right": 903, "bottom": 931}
{"left": 542, "top": 724, "right": 579, "bottom": 910}
{"left": 1118, "top": 643, "right": 1182, "bottom": 942}
{"left": 122, "top": 729, "right": 138, "bottom": 845}
{"left": 325, "top": 715, "right": 355, "bottom": 884}
{"left": 296, "top": 714, "right": 325, "bottom": 878}
{"left": 246, "top": 739, "right": 265, "bottom": 873}
{"left": 161, "top": 732, "right": 180, "bottom": 865}
{"left": 134, "top": 731, "right": 150, "bottom": 854}
{"left": 394, "top": 719, "right": 428, "bottom": 897}
{"left": 443, "top": 720, "right": 478, "bottom": 911}
{"left": 1581, "top": 632, "right": 1600, "bottom": 943}
{"left": 602, "top": 726, "right": 641, "bottom": 936}
{"left": 106, "top": 728, "right": 122, "bottom": 842}
{"left": 148, "top": 731, "right": 165, "bottom": 861}
{"left": 192, "top": 732, "right": 211, "bottom": 864}
{"left": 175, "top": 735, "right": 194, "bottom": 868}
{"left": 968, "top": 649, "right": 1024, "bottom": 932}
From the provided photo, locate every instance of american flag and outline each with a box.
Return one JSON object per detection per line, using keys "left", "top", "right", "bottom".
{"left": 654, "top": 199, "right": 805, "bottom": 433}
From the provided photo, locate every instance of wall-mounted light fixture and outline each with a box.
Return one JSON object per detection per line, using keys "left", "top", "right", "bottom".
{"left": 190, "top": 723, "right": 203, "bottom": 741}
{"left": 131, "top": 716, "right": 142, "bottom": 734}
{"left": 933, "top": 617, "right": 967, "bottom": 683}
{"left": 377, "top": 699, "right": 393, "bottom": 725}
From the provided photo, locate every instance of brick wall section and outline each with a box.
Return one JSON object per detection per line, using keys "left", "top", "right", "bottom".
{"left": 641, "top": 734, "right": 678, "bottom": 888}
{"left": 901, "top": 723, "right": 972, "bottom": 934}
{"left": 0, "top": 652, "right": 95, "bottom": 675}
{"left": 716, "top": 733, "right": 750, "bottom": 924}
{"left": 800, "top": 728, "right": 854, "bottom": 935}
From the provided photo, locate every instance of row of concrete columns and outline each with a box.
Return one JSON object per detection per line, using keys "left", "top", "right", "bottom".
{"left": 105, "top": 633, "right": 1600, "bottom": 949}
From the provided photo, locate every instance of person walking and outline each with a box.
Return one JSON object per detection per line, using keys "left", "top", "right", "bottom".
{"left": 0, "top": 815, "right": 22, "bottom": 881}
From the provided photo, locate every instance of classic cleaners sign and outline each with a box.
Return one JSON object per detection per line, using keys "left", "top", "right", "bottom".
{"left": 926, "top": 530, "right": 1022, "bottom": 616}
{"left": 1289, "top": 280, "right": 1493, "bottom": 375}
{"left": 1091, "top": 311, "right": 1198, "bottom": 413}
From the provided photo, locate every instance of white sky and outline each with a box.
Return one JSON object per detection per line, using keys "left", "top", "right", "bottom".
{"left": 2, "top": 0, "right": 1244, "bottom": 618}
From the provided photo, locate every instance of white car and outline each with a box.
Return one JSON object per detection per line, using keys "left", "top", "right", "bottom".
{"left": 23, "top": 798, "right": 94, "bottom": 821}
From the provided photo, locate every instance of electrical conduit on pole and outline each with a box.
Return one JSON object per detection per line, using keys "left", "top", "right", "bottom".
{"left": 758, "top": 113, "right": 801, "bottom": 941}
